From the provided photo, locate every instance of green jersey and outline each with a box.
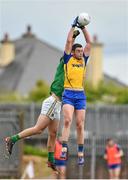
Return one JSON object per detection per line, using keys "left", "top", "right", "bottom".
{"left": 50, "top": 57, "right": 64, "bottom": 98}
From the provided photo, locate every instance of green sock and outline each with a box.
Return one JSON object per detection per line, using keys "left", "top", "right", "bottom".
{"left": 48, "top": 152, "right": 55, "bottom": 163}
{"left": 10, "top": 134, "right": 20, "bottom": 143}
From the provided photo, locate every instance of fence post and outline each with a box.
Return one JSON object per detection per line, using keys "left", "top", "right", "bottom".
{"left": 17, "top": 111, "right": 24, "bottom": 178}
{"left": 78, "top": 165, "right": 84, "bottom": 179}
{"left": 90, "top": 132, "right": 96, "bottom": 179}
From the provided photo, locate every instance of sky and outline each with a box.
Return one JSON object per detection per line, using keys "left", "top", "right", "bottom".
{"left": 0, "top": 0, "right": 128, "bottom": 85}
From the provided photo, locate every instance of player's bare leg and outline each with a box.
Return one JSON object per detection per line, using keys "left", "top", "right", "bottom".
{"left": 75, "top": 109, "right": 85, "bottom": 165}
{"left": 114, "top": 167, "right": 121, "bottom": 179}
{"left": 47, "top": 119, "right": 59, "bottom": 172}
{"left": 108, "top": 169, "right": 115, "bottom": 179}
{"left": 5, "top": 115, "right": 50, "bottom": 156}
{"left": 61, "top": 104, "right": 74, "bottom": 159}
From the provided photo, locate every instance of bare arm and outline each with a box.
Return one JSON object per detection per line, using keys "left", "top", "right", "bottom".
{"left": 103, "top": 154, "right": 108, "bottom": 160}
{"left": 103, "top": 148, "right": 107, "bottom": 160}
{"left": 120, "top": 149, "right": 124, "bottom": 157}
{"left": 115, "top": 149, "right": 124, "bottom": 158}
{"left": 65, "top": 27, "right": 75, "bottom": 55}
{"left": 82, "top": 27, "right": 91, "bottom": 56}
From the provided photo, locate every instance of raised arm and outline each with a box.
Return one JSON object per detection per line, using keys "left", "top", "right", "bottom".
{"left": 64, "top": 27, "right": 75, "bottom": 55}
{"left": 64, "top": 17, "right": 79, "bottom": 55}
{"left": 82, "top": 27, "right": 91, "bottom": 56}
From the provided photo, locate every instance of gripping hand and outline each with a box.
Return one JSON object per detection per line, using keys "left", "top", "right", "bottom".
{"left": 72, "top": 16, "right": 78, "bottom": 28}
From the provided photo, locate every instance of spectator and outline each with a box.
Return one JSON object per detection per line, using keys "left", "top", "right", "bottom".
{"left": 104, "top": 138, "right": 123, "bottom": 179}
{"left": 53, "top": 135, "right": 67, "bottom": 179}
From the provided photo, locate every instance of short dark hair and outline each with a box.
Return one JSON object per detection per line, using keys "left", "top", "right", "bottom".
{"left": 106, "top": 138, "right": 113, "bottom": 143}
{"left": 72, "top": 43, "right": 83, "bottom": 51}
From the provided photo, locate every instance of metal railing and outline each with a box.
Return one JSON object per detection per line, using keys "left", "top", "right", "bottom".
{"left": 0, "top": 103, "right": 128, "bottom": 178}
{"left": 0, "top": 110, "right": 23, "bottom": 178}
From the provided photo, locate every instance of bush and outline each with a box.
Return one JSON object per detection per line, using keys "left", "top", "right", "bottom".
{"left": 116, "top": 89, "right": 128, "bottom": 104}
{"left": 0, "top": 80, "right": 128, "bottom": 105}
{"left": 28, "top": 80, "right": 50, "bottom": 102}
{"left": 0, "top": 92, "right": 22, "bottom": 102}
{"left": 85, "top": 82, "right": 104, "bottom": 102}
{"left": 85, "top": 82, "right": 128, "bottom": 104}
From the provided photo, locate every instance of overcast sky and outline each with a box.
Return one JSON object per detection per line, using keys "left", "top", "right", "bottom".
{"left": 0, "top": 0, "right": 128, "bottom": 84}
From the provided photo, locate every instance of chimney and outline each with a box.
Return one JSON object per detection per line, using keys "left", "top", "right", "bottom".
{"left": 22, "top": 25, "right": 35, "bottom": 38}
{"left": 0, "top": 33, "right": 15, "bottom": 67}
{"left": 86, "top": 34, "right": 104, "bottom": 88}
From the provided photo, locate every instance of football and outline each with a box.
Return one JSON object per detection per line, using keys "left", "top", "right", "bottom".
{"left": 78, "top": 12, "right": 91, "bottom": 26}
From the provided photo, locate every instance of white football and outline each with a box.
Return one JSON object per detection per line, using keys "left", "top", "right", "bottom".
{"left": 78, "top": 12, "right": 91, "bottom": 26}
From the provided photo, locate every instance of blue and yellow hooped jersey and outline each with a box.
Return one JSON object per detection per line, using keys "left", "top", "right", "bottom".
{"left": 63, "top": 52, "right": 89, "bottom": 89}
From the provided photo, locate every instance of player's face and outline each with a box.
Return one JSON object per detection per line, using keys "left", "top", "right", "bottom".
{"left": 73, "top": 47, "right": 83, "bottom": 60}
{"left": 108, "top": 140, "right": 114, "bottom": 147}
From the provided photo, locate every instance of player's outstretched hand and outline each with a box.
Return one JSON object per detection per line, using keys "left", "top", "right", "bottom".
{"left": 72, "top": 16, "right": 78, "bottom": 28}
{"left": 72, "top": 30, "right": 80, "bottom": 39}
{"left": 76, "top": 22, "right": 85, "bottom": 30}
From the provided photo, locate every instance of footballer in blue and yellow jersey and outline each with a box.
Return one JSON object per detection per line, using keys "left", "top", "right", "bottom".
{"left": 63, "top": 52, "right": 89, "bottom": 90}
{"left": 62, "top": 51, "right": 89, "bottom": 110}
{"left": 61, "top": 22, "right": 91, "bottom": 163}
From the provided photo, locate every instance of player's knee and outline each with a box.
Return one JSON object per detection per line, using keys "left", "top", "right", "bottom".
{"left": 114, "top": 174, "right": 120, "bottom": 179}
{"left": 49, "top": 130, "right": 57, "bottom": 138}
{"left": 64, "top": 117, "right": 72, "bottom": 128}
{"left": 60, "top": 171, "right": 66, "bottom": 177}
{"left": 109, "top": 173, "right": 114, "bottom": 179}
{"left": 76, "top": 122, "right": 84, "bottom": 131}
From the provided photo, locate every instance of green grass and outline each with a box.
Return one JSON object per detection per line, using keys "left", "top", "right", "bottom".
{"left": 24, "top": 145, "right": 48, "bottom": 157}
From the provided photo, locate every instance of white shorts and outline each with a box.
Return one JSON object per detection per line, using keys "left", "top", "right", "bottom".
{"left": 40, "top": 96, "right": 62, "bottom": 120}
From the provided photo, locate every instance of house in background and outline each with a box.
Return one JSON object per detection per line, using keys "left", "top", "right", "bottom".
{"left": 0, "top": 26, "right": 62, "bottom": 95}
{"left": 0, "top": 26, "right": 126, "bottom": 95}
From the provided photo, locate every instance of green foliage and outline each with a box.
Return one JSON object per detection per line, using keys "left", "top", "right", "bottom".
{"left": 0, "top": 79, "right": 50, "bottom": 103}
{"left": 0, "top": 79, "right": 128, "bottom": 105}
{"left": 116, "top": 88, "right": 128, "bottom": 104}
{"left": 85, "top": 83, "right": 101, "bottom": 102}
{"left": 99, "top": 81, "right": 123, "bottom": 95}
{"left": 24, "top": 145, "right": 48, "bottom": 157}
{"left": 28, "top": 80, "right": 50, "bottom": 102}
{"left": 85, "top": 82, "right": 128, "bottom": 104}
{"left": 0, "top": 80, "right": 50, "bottom": 103}
{"left": 0, "top": 92, "right": 22, "bottom": 102}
